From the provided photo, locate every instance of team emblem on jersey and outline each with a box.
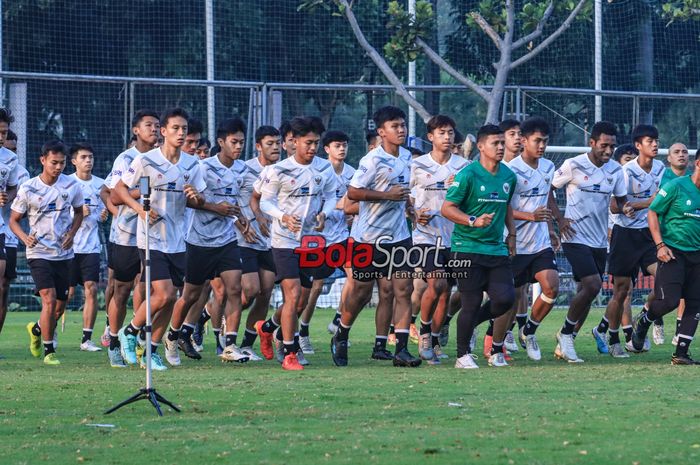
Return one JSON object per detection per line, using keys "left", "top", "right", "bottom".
{"left": 0, "top": 169, "right": 6, "bottom": 177}
{"left": 236, "top": 178, "right": 243, "bottom": 187}
{"left": 314, "top": 175, "right": 322, "bottom": 186}
{"left": 544, "top": 176, "right": 550, "bottom": 183}
{"left": 480, "top": 185, "right": 485, "bottom": 192}
{"left": 184, "top": 173, "right": 190, "bottom": 182}
{"left": 502, "top": 183, "right": 510, "bottom": 194}
{"left": 607, "top": 177, "right": 613, "bottom": 184}
{"left": 61, "top": 193, "right": 68, "bottom": 200}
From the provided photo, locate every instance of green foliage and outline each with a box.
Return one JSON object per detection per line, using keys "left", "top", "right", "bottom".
{"left": 384, "top": 0, "right": 435, "bottom": 63}
{"left": 661, "top": 1, "right": 700, "bottom": 23}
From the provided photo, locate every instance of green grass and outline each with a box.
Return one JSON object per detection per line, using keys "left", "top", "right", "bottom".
{"left": 1, "top": 309, "right": 700, "bottom": 465}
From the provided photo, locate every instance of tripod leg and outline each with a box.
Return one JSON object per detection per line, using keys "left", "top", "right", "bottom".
{"left": 147, "top": 391, "right": 164, "bottom": 416}
{"left": 153, "top": 391, "right": 181, "bottom": 412}
{"left": 104, "top": 389, "right": 149, "bottom": 415}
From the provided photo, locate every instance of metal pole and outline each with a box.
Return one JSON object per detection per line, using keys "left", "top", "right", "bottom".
{"left": 0, "top": 0, "right": 4, "bottom": 104}
{"left": 515, "top": 87, "right": 521, "bottom": 120}
{"left": 594, "top": 0, "right": 602, "bottom": 121}
{"left": 408, "top": 0, "right": 416, "bottom": 136}
{"left": 205, "top": 0, "right": 216, "bottom": 140}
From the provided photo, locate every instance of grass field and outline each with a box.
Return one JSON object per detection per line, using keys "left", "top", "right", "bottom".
{"left": 1, "top": 309, "right": 700, "bottom": 465}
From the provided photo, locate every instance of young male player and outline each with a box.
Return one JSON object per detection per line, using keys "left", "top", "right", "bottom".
{"left": 260, "top": 116, "right": 337, "bottom": 370}
{"left": 330, "top": 106, "right": 420, "bottom": 368}
{"left": 115, "top": 108, "right": 205, "bottom": 371}
{"left": 549, "top": 121, "right": 630, "bottom": 363}
{"left": 68, "top": 143, "right": 108, "bottom": 352}
{"left": 182, "top": 118, "right": 203, "bottom": 156}
{"left": 195, "top": 138, "right": 211, "bottom": 160}
{"left": 12, "top": 140, "right": 84, "bottom": 365}
{"left": 441, "top": 124, "right": 517, "bottom": 369}
{"left": 411, "top": 115, "right": 468, "bottom": 364}
{"left": 631, "top": 155, "right": 700, "bottom": 364}
{"left": 102, "top": 110, "right": 159, "bottom": 368}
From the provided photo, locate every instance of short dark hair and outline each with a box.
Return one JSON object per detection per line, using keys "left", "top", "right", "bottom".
{"left": 322, "top": 130, "right": 349, "bottom": 147}
{"left": 41, "top": 139, "right": 67, "bottom": 157}
{"left": 499, "top": 119, "right": 520, "bottom": 132}
{"left": 255, "top": 125, "right": 280, "bottom": 144}
{"left": 590, "top": 121, "right": 617, "bottom": 141}
{"left": 0, "top": 108, "right": 14, "bottom": 125}
{"left": 373, "top": 106, "right": 406, "bottom": 128}
{"left": 476, "top": 124, "right": 503, "bottom": 143}
{"left": 613, "top": 143, "right": 638, "bottom": 162}
{"left": 187, "top": 118, "right": 204, "bottom": 136}
{"left": 131, "top": 109, "right": 159, "bottom": 128}
{"left": 160, "top": 107, "right": 190, "bottom": 127}
{"left": 290, "top": 116, "right": 325, "bottom": 138}
{"left": 365, "top": 130, "right": 379, "bottom": 145}
{"left": 210, "top": 145, "right": 221, "bottom": 157}
{"left": 279, "top": 120, "right": 293, "bottom": 139}
{"left": 197, "top": 138, "right": 211, "bottom": 149}
{"left": 520, "top": 117, "right": 550, "bottom": 137}
{"left": 454, "top": 130, "right": 465, "bottom": 144}
{"left": 69, "top": 142, "right": 94, "bottom": 158}
{"left": 216, "top": 117, "right": 246, "bottom": 141}
{"left": 6, "top": 129, "right": 17, "bottom": 141}
{"left": 631, "top": 124, "right": 659, "bottom": 144}
{"left": 426, "top": 115, "right": 456, "bottom": 134}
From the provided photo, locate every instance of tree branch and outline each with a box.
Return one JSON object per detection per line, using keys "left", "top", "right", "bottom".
{"left": 416, "top": 38, "right": 491, "bottom": 102}
{"left": 337, "top": 0, "right": 431, "bottom": 122}
{"left": 510, "top": 0, "right": 587, "bottom": 70}
{"left": 512, "top": 2, "right": 554, "bottom": 50}
{"left": 469, "top": 12, "right": 502, "bottom": 50}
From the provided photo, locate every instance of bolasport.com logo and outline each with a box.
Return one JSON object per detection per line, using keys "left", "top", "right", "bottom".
{"left": 294, "top": 235, "right": 472, "bottom": 281}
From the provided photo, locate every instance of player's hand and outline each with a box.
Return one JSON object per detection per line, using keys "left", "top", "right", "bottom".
{"left": 82, "top": 204, "right": 91, "bottom": 217}
{"left": 558, "top": 217, "right": 576, "bottom": 240}
{"left": 507, "top": 234, "right": 516, "bottom": 257}
{"left": 532, "top": 206, "right": 552, "bottom": 222}
{"left": 25, "top": 233, "right": 38, "bottom": 248}
{"left": 213, "top": 201, "right": 238, "bottom": 217}
{"left": 623, "top": 202, "right": 635, "bottom": 219}
{"left": 314, "top": 212, "right": 326, "bottom": 231}
{"left": 0, "top": 191, "right": 8, "bottom": 207}
{"left": 282, "top": 214, "right": 302, "bottom": 233}
{"left": 657, "top": 245, "right": 675, "bottom": 263}
{"left": 61, "top": 233, "right": 74, "bottom": 250}
{"left": 549, "top": 231, "right": 561, "bottom": 252}
{"left": 183, "top": 184, "right": 200, "bottom": 202}
{"left": 240, "top": 220, "right": 260, "bottom": 243}
{"left": 385, "top": 185, "right": 410, "bottom": 201}
{"left": 415, "top": 208, "right": 433, "bottom": 226}
{"left": 139, "top": 208, "right": 160, "bottom": 225}
{"left": 447, "top": 174, "right": 456, "bottom": 186}
{"left": 256, "top": 213, "right": 271, "bottom": 237}
{"left": 473, "top": 213, "right": 494, "bottom": 228}
{"left": 100, "top": 208, "right": 109, "bottom": 222}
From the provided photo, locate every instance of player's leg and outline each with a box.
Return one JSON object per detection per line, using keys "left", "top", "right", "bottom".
{"left": 389, "top": 275, "right": 419, "bottom": 366}
{"left": 410, "top": 277, "right": 426, "bottom": 343}
{"left": 331, "top": 274, "right": 374, "bottom": 366}
{"left": 77, "top": 253, "right": 101, "bottom": 352}
{"left": 279, "top": 277, "right": 303, "bottom": 370}
{"left": 299, "top": 278, "right": 324, "bottom": 354}
{"left": 167, "top": 281, "right": 204, "bottom": 365}
{"left": 430, "top": 286, "right": 451, "bottom": 359}
{"left": 207, "top": 277, "right": 225, "bottom": 354}
{"left": 219, "top": 264, "right": 249, "bottom": 363}
{"left": 605, "top": 276, "right": 632, "bottom": 358}
{"left": 672, "top": 300, "right": 685, "bottom": 346}
{"left": 484, "top": 262, "right": 517, "bottom": 367}
{"left": 188, "top": 281, "right": 212, "bottom": 351}
{"left": 241, "top": 268, "right": 274, "bottom": 360}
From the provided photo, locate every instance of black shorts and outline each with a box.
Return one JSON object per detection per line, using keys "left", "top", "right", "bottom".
{"left": 512, "top": 248, "right": 558, "bottom": 287}
{"left": 111, "top": 243, "right": 141, "bottom": 283}
{"left": 70, "top": 253, "right": 101, "bottom": 287}
{"left": 185, "top": 241, "right": 241, "bottom": 286}
{"left": 271, "top": 248, "right": 313, "bottom": 289}
{"left": 654, "top": 247, "right": 700, "bottom": 302}
{"left": 139, "top": 250, "right": 185, "bottom": 288}
{"left": 351, "top": 238, "right": 413, "bottom": 282}
{"left": 307, "top": 239, "right": 349, "bottom": 281}
{"left": 607, "top": 225, "right": 657, "bottom": 278}
{"left": 28, "top": 259, "right": 71, "bottom": 301}
{"left": 4, "top": 246, "right": 17, "bottom": 280}
{"left": 240, "top": 247, "right": 276, "bottom": 275}
{"left": 452, "top": 252, "right": 514, "bottom": 293}
{"left": 562, "top": 243, "right": 607, "bottom": 281}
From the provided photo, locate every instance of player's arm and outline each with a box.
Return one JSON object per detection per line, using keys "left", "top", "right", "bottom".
{"left": 513, "top": 206, "right": 551, "bottom": 222}
{"left": 505, "top": 205, "right": 516, "bottom": 256}
{"left": 441, "top": 172, "right": 492, "bottom": 228}
{"left": 2, "top": 184, "right": 17, "bottom": 206}
{"left": 100, "top": 185, "right": 119, "bottom": 217}
{"left": 610, "top": 195, "right": 635, "bottom": 218}
{"left": 62, "top": 204, "right": 84, "bottom": 250}
{"left": 343, "top": 196, "right": 359, "bottom": 215}
{"left": 347, "top": 186, "right": 408, "bottom": 202}
{"left": 113, "top": 179, "right": 146, "bottom": 217}
{"left": 648, "top": 184, "right": 675, "bottom": 263}
{"left": 259, "top": 170, "right": 300, "bottom": 232}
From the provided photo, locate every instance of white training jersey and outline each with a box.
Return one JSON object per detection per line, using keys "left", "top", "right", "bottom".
{"left": 233, "top": 157, "right": 271, "bottom": 251}
{"left": 323, "top": 162, "right": 356, "bottom": 246}
{"left": 2, "top": 165, "right": 30, "bottom": 248}
{"left": 552, "top": 153, "right": 626, "bottom": 249}
{"left": 350, "top": 146, "right": 411, "bottom": 244}
{"left": 508, "top": 156, "right": 556, "bottom": 255}
{"left": 410, "top": 153, "right": 469, "bottom": 246}
{"left": 11, "top": 174, "right": 83, "bottom": 260}
{"left": 121, "top": 148, "right": 206, "bottom": 254}
{"left": 105, "top": 147, "right": 145, "bottom": 247}
{"left": 260, "top": 156, "right": 337, "bottom": 249}
{"left": 613, "top": 158, "right": 665, "bottom": 229}
{"left": 186, "top": 155, "right": 239, "bottom": 247}
{"left": 70, "top": 174, "right": 106, "bottom": 254}
{"left": 0, "top": 147, "right": 21, "bottom": 234}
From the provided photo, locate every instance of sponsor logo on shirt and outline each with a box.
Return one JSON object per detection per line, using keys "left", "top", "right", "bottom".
{"left": 659, "top": 189, "right": 667, "bottom": 197}
{"left": 224, "top": 187, "right": 233, "bottom": 195}
{"left": 167, "top": 182, "right": 176, "bottom": 190}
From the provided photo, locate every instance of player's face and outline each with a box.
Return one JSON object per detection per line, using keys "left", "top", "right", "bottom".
{"left": 4, "top": 139, "right": 16, "bottom": 152}
{"left": 452, "top": 142, "right": 463, "bottom": 155}
{"left": 71, "top": 150, "right": 94, "bottom": 173}
{"left": 0, "top": 122, "right": 8, "bottom": 146}
{"left": 522, "top": 131, "right": 549, "bottom": 159}
{"left": 427, "top": 126, "right": 455, "bottom": 154}
{"left": 217, "top": 132, "right": 245, "bottom": 163}
{"left": 294, "top": 132, "right": 320, "bottom": 164}
{"left": 161, "top": 117, "right": 188, "bottom": 149}
{"left": 477, "top": 134, "right": 505, "bottom": 162}
{"left": 256, "top": 135, "right": 281, "bottom": 164}
{"left": 378, "top": 119, "right": 407, "bottom": 147}
{"left": 504, "top": 127, "right": 522, "bottom": 155}
{"left": 668, "top": 143, "right": 689, "bottom": 169}
{"left": 41, "top": 151, "right": 67, "bottom": 177}
{"left": 183, "top": 132, "right": 201, "bottom": 155}
{"left": 195, "top": 144, "right": 210, "bottom": 160}
{"left": 282, "top": 132, "right": 296, "bottom": 157}
{"left": 134, "top": 116, "right": 160, "bottom": 147}
{"left": 635, "top": 136, "right": 658, "bottom": 158}
{"left": 325, "top": 141, "right": 348, "bottom": 161}
{"left": 619, "top": 153, "right": 635, "bottom": 165}
{"left": 589, "top": 134, "right": 616, "bottom": 165}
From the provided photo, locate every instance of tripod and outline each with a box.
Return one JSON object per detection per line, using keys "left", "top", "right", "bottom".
{"left": 105, "top": 176, "right": 180, "bottom": 416}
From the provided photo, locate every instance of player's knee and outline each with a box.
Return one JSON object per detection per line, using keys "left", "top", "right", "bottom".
{"left": 489, "top": 288, "right": 515, "bottom": 317}
{"left": 429, "top": 279, "right": 447, "bottom": 296}
{"left": 84, "top": 282, "right": 98, "bottom": 297}
{"left": 581, "top": 277, "right": 602, "bottom": 296}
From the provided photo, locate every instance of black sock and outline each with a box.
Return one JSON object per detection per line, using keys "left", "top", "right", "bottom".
{"left": 491, "top": 341, "right": 503, "bottom": 356}
{"left": 523, "top": 318, "right": 540, "bottom": 336}
{"left": 241, "top": 329, "right": 257, "bottom": 348}
{"left": 213, "top": 329, "right": 223, "bottom": 350}
{"left": 410, "top": 315, "right": 417, "bottom": 325}
{"left": 654, "top": 316, "right": 664, "bottom": 326}
{"left": 609, "top": 329, "right": 620, "bottom": 345}
{"left": 81, "top": 329, "right": 92, "bottom": 344}
{"left": 676, "top": 318, "right": 682, "bottom": 336}
{"left": 109, "top": 333, "right": 120, "bottom": 350}
{"left": 124, "top": 323, "right": 140, "bottom": 337}
{"left": 560, "top": 318, "right": 577, "bottom": 335}
{"left": 31, "top": 322, "right": 41, "bottom": 336}
{"left": 389, "top": 324, "right": 395, "bottom": 335}
{"left": 515, "top": 313, "right": 528, "bottom": 330}
{"left": 431, "top": 333, "right": 440, "bottom": 348}
{"left": 167, "top": 326, "right": 180, "bottom": 342}
{"left": 299, "top": 321, "right": 310, "bottom": 337}
{"left": 293, "top": 333, "right": 300, "bottom": 352}
{"left": 151, "top": 344, "right": 158, "bottom": 354}
{"left": 275, "top": 328, "right": 284, "bottom": 341}
{"left": 199, "top": 309, "right": 211, "bottom": 326}
{"left": 225, "top": 332, "right": 237, "bottom": 347}
{"left": 419, "top": 319, "right": 431, "bottom": 335}
{"left": 622, "top": 325, "right": 633, "bottom": 343}
{"left": 395, "top": 330, "right": 409, "bottom": 352}
{"left": 331, "top": 311, "right": 341, "bottom": 326}
{"left": 485, "top": 319, "right": 494, "bottom": 337}
{"left": 637, "top": 313, "right": 653, "bottom": 333}
{"left": 43, "top": 341, "right": 55, "bottom": 356}
{"left": 374, "top": 336, "right": 387, "bottom": 350}
{"left": 443, "top": 313, "right": 454, "bottom": 326}
{"left": 336, "top": 324, "right": 351, "bottom": 342}
{"left": 283, "top": 342, "right": 295, "bottom": 356}
{"left": 596, "top": 316, "right": 609, "bottom": 334}
{"left": 261, "top": 317, "right": 279, "bottom": 333}
{"left": 180, "top": 324, "right": 195, "bottom": 340}
{"left": 675, "top": 336, "right": 693, "bottom": 356}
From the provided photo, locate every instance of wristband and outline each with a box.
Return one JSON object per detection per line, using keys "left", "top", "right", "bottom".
{"left": 656, "top": 242, "right": 666, "bottom": 250}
